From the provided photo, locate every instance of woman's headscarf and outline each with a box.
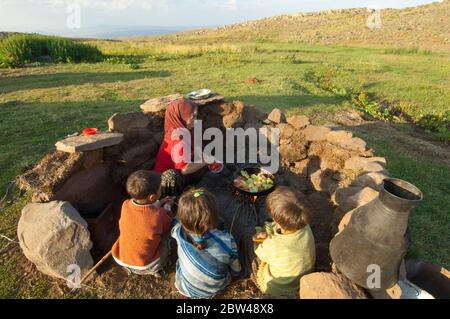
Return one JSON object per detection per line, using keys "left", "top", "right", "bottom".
{"left": 164, "top": 98, "right": 197, "bottom": 138}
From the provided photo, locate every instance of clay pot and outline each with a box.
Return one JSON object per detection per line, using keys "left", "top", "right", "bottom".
{"left": 330, "top": 178, "right": 423, "bottom": 290}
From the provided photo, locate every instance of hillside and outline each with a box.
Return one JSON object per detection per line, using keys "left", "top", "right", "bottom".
{"left": 156, "top": 1, "right": 450, "bottom": 51}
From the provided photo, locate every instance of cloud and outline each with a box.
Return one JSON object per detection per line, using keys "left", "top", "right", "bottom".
{"left": 226, "top": 0, "right": 237, "bottom": 10}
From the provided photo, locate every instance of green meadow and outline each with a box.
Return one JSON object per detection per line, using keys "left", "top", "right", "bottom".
{"left": 0, "top": 39, "right": 449, "bottom": 297}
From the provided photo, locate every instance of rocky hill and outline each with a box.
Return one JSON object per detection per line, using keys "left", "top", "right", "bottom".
{"left": 159, "top": 1, "right": 449, "bottom": 51}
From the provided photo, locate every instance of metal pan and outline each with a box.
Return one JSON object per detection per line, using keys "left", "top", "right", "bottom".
{"left": 231, "top": 165, "right": 276, "bottom": 196}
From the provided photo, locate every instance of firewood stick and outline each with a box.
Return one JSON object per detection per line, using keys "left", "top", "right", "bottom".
{"left": 80, "top": 249, "right": 113, "bottom": 284}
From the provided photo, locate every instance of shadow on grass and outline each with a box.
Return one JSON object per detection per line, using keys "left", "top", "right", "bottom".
{"left": 0, "top": 70, "right": 171, "bottom": 94}
{"left": 228, "top": 95, "right": 345, "bottom": 113}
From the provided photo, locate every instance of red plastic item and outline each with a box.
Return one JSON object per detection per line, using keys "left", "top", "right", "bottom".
{"left": 82, "top": 128, "right": 98, "bottom": 136}
{"left": 208, "top": 162, "right": 224, "bottom": 173}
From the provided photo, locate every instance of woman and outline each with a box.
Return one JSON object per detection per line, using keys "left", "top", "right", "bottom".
{"left": 154, "top": 98, "right": 209, "bottom": 197}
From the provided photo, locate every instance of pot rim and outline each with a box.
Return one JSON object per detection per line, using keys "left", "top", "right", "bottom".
{"left": 382, "top": 178, "right": 423, "bottom": 203}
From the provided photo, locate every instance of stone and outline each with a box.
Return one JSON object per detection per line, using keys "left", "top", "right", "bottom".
{"left": 55, "top": 133, "right": 123, "bottom": 153}
{"left": 344, "top": 156, "right": 386, "bottom": 172}
{"left": 346, "top": 187, "right": 379, "bottom": 210}
{"left": 287, "top": 115, "right": 310, "bottom": 129}
{"left": 277, "top": 123, "right": 295, "bottom": 139}
{"left": 331, "top": 186, "right": 363, "bottom": 212}
{"left": 223, "top": 110, "right": 245, "bottom": 128}
{"left": 351, "top": 172, "right": 389, "bottom": 190}
{"left": 308, "top": 141, "right": 356, "bottom": 171}
{"left": 188, "top": 93, "right": 224, "bottom": 106}
{"left": 303, "top": 125, "right": 331, "bottom": 142}
{"left": 339, "top": 137, "right": 367, "bottom": 152}
{"left": 309, "top": 169, "right": 338, "bottom": 193}
{"left": 17, "top": 201, "right": 93, "bottom": 279}
{"left": 108, "top": 112, "right": 149, "bottom": 133}
{"left": 266, "top": 108, "right": 286, "bottom": 124}
{"left": 300, "top": 272, "right": 368, "bottom": 299}
{"left": 140, "top": 94, "right": 183, "bottom": 113}
{"left": 326, "top": 130, "right": 353, "bottom": 145}
{"left": 279, "top": 139, "right": 308, "bottom": 163}
{"left": 52, "top": 163, "right": 121, "bottom": 215}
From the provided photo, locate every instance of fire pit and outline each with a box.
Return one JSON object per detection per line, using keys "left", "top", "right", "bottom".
{"left": 16, "top": 95, "right": 391, "bottom": 295}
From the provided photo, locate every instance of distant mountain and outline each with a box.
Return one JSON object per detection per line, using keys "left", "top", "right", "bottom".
{"left": 155, "top": 1, "right": 449, "bottom": 51}
{"left": 34, "top": 25, "right": 209, "bottom": 39}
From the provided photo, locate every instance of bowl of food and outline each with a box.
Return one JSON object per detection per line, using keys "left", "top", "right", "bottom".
{"left": 208, "top": 162, "right": 224, "bottom": 174}
{"left": 232, "top": 165, "right": 276, "bottom": 196}
{"left": 186, "top": 89, "right": 212, "bottom": 100}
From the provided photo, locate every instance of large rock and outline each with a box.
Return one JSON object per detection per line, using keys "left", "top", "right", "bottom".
{"left": 303, "top": 125, "right": 331, "bottom": 142}
{"left": 18, "top": 201, "right": 93, "bottom": 279}
{"left": 140, "top": 94, "right": 183, "bottom": 113}
{"left": 108, "top": 112, "right": 149, "bottom": 133}
{"left": 55, "top": 133, "right": 123, "bottom": 153}
{"left": 266, "top": 108, "right": 286, "bottom": 124}
{"left": 344, "top": 156, "right": 386, "bottom": 172}
{"left": 300, "top": 272, "right": 368, "bottom": 299}
{"left": 287, "top": 115, "right": 310, "bottom": 129}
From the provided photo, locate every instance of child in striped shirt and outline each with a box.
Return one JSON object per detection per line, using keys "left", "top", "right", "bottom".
{"left": 253, "top": 186, "right": 316, "bottom": 296}
{"left": 171, "top": 188, "right": 241, "bottom": 298}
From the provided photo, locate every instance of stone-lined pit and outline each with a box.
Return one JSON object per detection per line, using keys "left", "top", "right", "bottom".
{"left": 16, "top": 96, "right": 389, "bottom": 294}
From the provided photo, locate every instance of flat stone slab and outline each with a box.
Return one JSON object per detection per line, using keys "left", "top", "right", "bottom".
{"left": 191, "top": 93, "right": 224, "bottom": 106}
{"left": 56, "top": 132, "right": 123, "bottom": 153}
{"left": 140, "top": 93, "right": 224, "bottom": 113}
{"left": 140, "top": 94, "right": 183, "bottom": 113}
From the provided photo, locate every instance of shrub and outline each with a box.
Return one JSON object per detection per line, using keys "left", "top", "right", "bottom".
{"left": 0, "top": 34, "right": 103, "bottom": 68}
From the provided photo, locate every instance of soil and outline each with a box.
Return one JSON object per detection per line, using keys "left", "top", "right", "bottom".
{"left": 334, "top": 109, "right": 450, "bottom": 167}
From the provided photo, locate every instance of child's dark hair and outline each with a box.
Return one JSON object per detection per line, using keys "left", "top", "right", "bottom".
{"left": 266, "top": 186, "right": 311, "bottom": 231}
{"left": 177, "top": 188, "right": 219, "bottom": 235}
{"left": 126, "top": 170, "right": 161, "bottom": 200}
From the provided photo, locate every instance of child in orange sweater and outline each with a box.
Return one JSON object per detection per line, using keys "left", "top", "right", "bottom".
{"left": 112, "top": 170, "right": 174, "bottom": 276}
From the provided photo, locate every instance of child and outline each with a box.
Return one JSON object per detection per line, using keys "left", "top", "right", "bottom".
{"left": 171, "top": 188, "right": 241, "bottom": 298}
{"left": 253, "top": 186, "right": 315, "bottom": 296}
{"left": 112, "top": 170, "right": 174, "bottom": 276}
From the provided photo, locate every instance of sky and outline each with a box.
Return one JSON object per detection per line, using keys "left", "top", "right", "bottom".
{"left": 0, "top": 0, "right": 443, "bottom": 33}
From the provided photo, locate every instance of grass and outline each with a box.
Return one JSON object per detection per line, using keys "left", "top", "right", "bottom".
{"left": 0, "top": 34, "right": 103, "bottom": 68}
{"left": 0, "top": 41, "right": 449, "bottom": 297}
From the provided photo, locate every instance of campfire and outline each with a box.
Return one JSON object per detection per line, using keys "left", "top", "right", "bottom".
{"left": 15, "top": 93, "right": 395, "bottom": 297}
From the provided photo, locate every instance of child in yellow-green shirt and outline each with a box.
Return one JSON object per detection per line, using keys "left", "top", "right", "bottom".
{"left": 253, "top": 186, "right": 315, "bottom": 297}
